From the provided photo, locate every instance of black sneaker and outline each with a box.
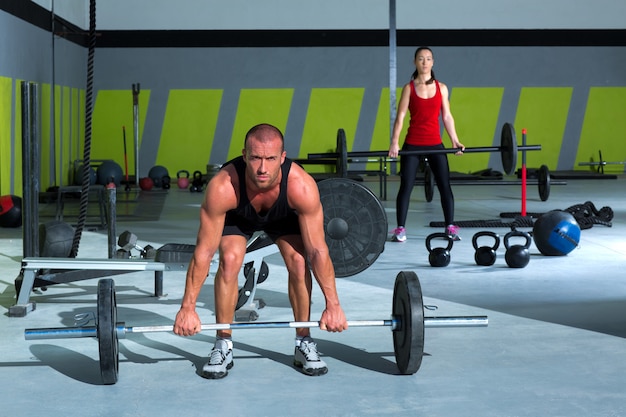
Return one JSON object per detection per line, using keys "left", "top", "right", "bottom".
{"left": 201, "top": 340, "right": 233, "bottom": 379}
{"left": 294, "top": 336, "right": 328, "bottom": 376}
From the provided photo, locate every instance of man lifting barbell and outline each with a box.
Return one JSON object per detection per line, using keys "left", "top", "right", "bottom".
{"left": 173, "top": 123, "right": 348, "bottom": 379}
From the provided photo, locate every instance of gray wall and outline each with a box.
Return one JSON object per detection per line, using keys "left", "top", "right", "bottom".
{"left": 1, "top": 9, "right": 86, "bottom": 193}
{"left": 2, "top": 4, "right": 626, "bottom": 191}
{"left": 93, "top": 46, "right": 626, "bottom": 171}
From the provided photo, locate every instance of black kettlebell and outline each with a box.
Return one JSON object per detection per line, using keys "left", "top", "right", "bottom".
{"left": 161, "top": 175, "right": 171, "bottom": 190}
{"left": 472, "top": 231, "right": 500, "bottom": 266}
{"left": 190, "top": 170, "right": 204, "bottom": 193}
{"left": 425, "top": 232, "right": 454, "bottom": 267}
{"left": 504, "top": 230, "right": 532, "bottom": 268}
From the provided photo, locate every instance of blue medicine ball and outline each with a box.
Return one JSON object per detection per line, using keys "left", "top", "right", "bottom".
{"left": 96, "top": 160, "right": 123, "bottom": 186}
{"left": 148, "top": 165, "right": 169, "bottom": 188}
{"left": 533, "top": 210, "right": 581, "bottom": 256}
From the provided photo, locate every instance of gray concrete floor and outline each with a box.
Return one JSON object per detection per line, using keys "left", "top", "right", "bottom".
{"left": 1, "top": 174, "right": 625, "bottom": 417}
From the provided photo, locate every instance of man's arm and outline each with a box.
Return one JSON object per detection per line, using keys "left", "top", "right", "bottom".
{"left": 174, "top": 168, "right": 237, "bottom": 336}
{"left": 287, "top": 164, "right": 347, "bottom": 332}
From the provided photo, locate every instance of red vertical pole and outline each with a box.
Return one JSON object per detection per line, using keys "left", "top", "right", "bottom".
{"left": 521, "top": 128, "right": 527, "bottom": 216}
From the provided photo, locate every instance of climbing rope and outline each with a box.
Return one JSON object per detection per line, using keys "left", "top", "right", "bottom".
{"left": 69, "top": 0, "right": 96, "bottom": 257}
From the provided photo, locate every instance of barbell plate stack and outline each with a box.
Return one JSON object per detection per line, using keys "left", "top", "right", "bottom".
{"left": 392, "top": 271, "right": 424, "bottom": 375}
{"left": 500, "top": 123, "right": 518, "bottom": 175}
{"left": 317, "top": 178, "right": 388, "bottom": 277}
{"left": 97, "top": 278, "right": 119, "bottom": 385}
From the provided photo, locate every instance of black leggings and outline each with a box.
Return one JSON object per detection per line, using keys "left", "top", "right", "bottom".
{"left": 396, "top": 143, "right": 455, "bottom": 227}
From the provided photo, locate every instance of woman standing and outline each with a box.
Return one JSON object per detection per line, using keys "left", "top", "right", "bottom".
{"left": 389, "top": 46, "right": 465, "bottom": 242}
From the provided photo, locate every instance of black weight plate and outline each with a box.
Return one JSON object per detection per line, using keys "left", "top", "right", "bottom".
{"left": 392, "top": 271, "right": 424, "bottom": 374}
{"left": 538, "top": 164, "right": 551, "bottom": 201}
{"left": 236, "top": 264, "right": 256, "bottom": 310}
{"left": 97, "top": 278, "right": 119, "bottom": 385}
{"left": 336, "top": 129, "right": 348, "bottom": 178}
{"left": 318, "top": 178, "right": 387, "bottom": 277}
{"left": 424, "top": 165, "right": 434, "bottom": 203}
{"left": 500, "top": 123, "right": 518, "bottom": 175}
{"left": 257, "top": 260, "right": 269, "bottom": 284}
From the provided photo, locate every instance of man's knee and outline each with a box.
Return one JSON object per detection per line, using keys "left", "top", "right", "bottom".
{"left": 287, "top": 252, "right": 308, "bottom": 274}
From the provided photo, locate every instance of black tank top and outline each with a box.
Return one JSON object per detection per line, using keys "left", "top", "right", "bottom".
{"left": 225, "top": 156, "right": 296, "bottom": 228}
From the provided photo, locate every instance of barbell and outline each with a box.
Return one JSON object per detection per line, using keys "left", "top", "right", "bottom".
{"left": 309, "top": 123, "right": 541, "bottom": 176}
{"left": 422, "top": 164, "right": 563, "bottom": 202}
{"left": 24, "top": 272, "right": 488, "bottom": 385}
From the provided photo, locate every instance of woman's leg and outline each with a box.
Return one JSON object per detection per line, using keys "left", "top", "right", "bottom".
{"left": 396, "top": 152, "right": 421, "bottom": 227}
{"left": 428, "top": 152, "right": 455, "bottom": 225}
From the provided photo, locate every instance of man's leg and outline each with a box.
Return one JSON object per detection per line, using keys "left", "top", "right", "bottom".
{"left": 276, "top": 235, "right": 327, "bottom": 376}
{"left": 214, "top": 234, "right": 248, "bottom": 335}
{"left": 202, "top": 234, "right": 247, "bottom": 379}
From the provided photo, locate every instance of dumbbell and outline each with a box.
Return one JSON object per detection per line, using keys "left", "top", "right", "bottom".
{"left": 117, "top": 231, "right": 156, "bottom": 259}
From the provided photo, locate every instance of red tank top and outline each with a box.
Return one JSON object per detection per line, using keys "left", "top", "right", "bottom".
{"left": 405, "top": 79, "right": 442, "bottom": 146}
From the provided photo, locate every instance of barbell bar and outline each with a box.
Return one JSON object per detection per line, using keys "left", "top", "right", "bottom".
{"left": 24, "top": 317, "right": 487, "bottom": 339}
{"left": 309, "top": 123, "right": 541, "bottom": 176}
{"left": 24, "top": 272, "right": 488, "bottom": 385}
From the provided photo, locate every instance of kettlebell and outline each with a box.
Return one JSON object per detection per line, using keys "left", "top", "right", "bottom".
{"left": 177, "top": 170, "right": 190, "bottom": 189}
{"left": 161, "top": 175, "right": 171, "bottom": 190}
{"left": 472, "top": 231, "right": 500, "bottom": 266}
{"left": 425, "top": 232, "right": 454, "bottom": 267}
{"left": 190, "top": 170, "right": 204, "bottom": 193}
{"left": 504, "top": 230, "right": 532, "bottom": 268}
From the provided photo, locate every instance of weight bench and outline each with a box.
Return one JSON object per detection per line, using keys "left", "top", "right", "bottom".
{"left": 10, "top": 232, "right": 280, "bottom": 319}
{"left": 10, "top": 258, "right": 167, "bottom": 317}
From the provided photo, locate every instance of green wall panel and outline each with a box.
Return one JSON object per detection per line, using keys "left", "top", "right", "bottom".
{"left": 514, "top": 87, "right": 572, "bottom": 171}
{"left": 444, "top": 87, "right": 504, "bottom": 174}
{"left": 69, "top": 87, "right": 84, "bottom": 175}
{"left": 13, "top": 80, "right": 23, "bottom": 196}
{"left": 300, "top": 88, "right": 364, "bottom": 172}
{"left": 156, "top": 89, "right": 223, "bottom": 174}
{"left": 39, "top": 83, "right": 52, "bottom": 188}
{"left": 61, "top": 86, "right": 72, "bottom": 185}
{"left": 0, "top": 76, "right": 12, "bottom": 194}
{"left": 227, "top": 89, "right": 293, "bottom": 161}
{"left": 92, "top": 89, "right": 151, "bottom": 170}
{"left": 576, "top": 87, "right": 626, "bottom": 172}
{"left": 76, "top": 89, "right": 85, "bottom": 161}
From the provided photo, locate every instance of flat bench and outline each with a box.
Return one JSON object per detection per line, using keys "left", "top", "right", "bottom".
{"left": 10, "top": 232, "right": 281, "bottom": 318}
{"left": 10, "top": 258, "right": 168, "bottom": 317}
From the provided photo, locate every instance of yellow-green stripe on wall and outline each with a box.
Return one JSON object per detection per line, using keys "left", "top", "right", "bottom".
{"left": 576, "top": 87, "right": 626, "bottom": 172}
{"left": 514, "top": 87, "right": 572, "bottom": 171}
{"left": 300, "top": 88, "right": 364, "bottom": 172}
{"left": 0, "top": 76, "right": 12, "bottom": 195}
{"left": 92, "top": 89, "right": 151, "bottom": 171}
{"left": 156, "top": 89, "right": 223, "bottom": 174}
{"left": 228, "top": 89, "right": 293, "bottom": 161}
{"left": 444, "top": 87, "right": 504, "bottom": 174}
